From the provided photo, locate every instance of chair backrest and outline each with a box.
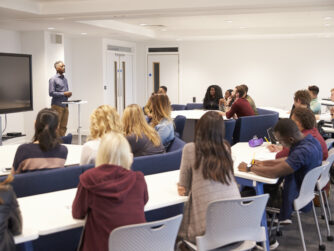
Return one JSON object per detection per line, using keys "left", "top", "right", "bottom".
{"left": 317, "top": 161, "right": 331, "bottom": 191}
{"left": 131, "top": 149, "right": 183, "bottom": 175}
{"left": 196, "top": 194, "right": 269, "bottom": 251}
{"left": 108, "top": 214, "right": 182, "bottom": 251}
{"left": 326, "top": 138, "right": 334, "bottom": 150}
{"left": 166, "top": 137, "right": 186, "bottom": 152}
{"left": 171, "top": 104, "right": 186, "bottom": 111}
{"left": 61, "top": 133, "right": 73, "bottom": 144}
{"left": 185, "top": 103, "right": 203, "bottom": 110}
{"left": 233, "top": 113, "right": 279, "bottom": 143}
{"left": 224, "top": 119, "right": 236, "bottom": 145}
{"left": 294, "top": 164, "right": 325, "bottom": 210}
{"left": 257, "top": 108, "right": 277, "bottom": 115}
{"left": 173, "top": 115, "right": 186, "bottom": 139}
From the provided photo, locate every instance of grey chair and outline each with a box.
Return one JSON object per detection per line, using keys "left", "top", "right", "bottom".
{"left": 108, "top": 214, "right": 182, "bottom": 251}
{"left": 293, "top": 164, "right": 326, "bottom": 251}
{"left": 184, "top": 194, "right": 269, "bottom": 251}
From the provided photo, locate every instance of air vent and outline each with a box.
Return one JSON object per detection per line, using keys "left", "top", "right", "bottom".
{"left": 107, "top": 45, "right": 132, "bottom": 53}
{"left": 148, "top": 47, "right": 178, "bottom": 53}
{"left": 50, "top": 34, "right": 63, "bottom": 44}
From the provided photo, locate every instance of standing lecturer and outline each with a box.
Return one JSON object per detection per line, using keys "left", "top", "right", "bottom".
{"left": 49, "top": 61, "right": 72, "bottom": 136}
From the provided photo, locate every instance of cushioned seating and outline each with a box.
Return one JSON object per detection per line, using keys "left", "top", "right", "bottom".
{"left": 185, "top": 103, "right": 203, "bottom": 110}
{"left": 174, "top": 115, "right": 186, "bottom": 139}
{"left": 224, "top": 119, "right": 236, "bottom": 145}
{"left": 257, "top": 108, "right": 278, "bottom": 115}
{"left": 233, "top": 111, "right": 279, "bottom": 143}
{"left": 131, "top": 149, "right": 183, "bottom": 176}
{"left": 171, "top": 104, "right": 186, "bottom": 111}
{"left": 166, "top": 137, "right": 186, "bottom": 152}
{"left": 61, "top": 133, "right": 73, "bottom": 144}
{"left": 0, "top": 164, "right": 94, "bottom": 198}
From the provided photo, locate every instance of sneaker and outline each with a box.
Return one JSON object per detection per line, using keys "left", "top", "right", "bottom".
{"left": 255, "top": 238, "right": 279, "bottom": 250}
{"left": 272, "top": 218, "right": 292, "bottom": 225}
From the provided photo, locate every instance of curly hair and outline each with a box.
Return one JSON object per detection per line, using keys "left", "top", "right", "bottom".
{"left": 294, "top": 90, "right": 311, "bottom": 106}
{"left": 203, "top": 85, "right": 223, "bottom": 103}
{"left": 88, "top": 105, "right": 122, "bottom": 140}
{"left": 291, "top": 107, "right": 316, "bottom": 130}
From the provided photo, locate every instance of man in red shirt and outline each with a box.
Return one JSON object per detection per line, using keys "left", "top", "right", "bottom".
{"left": 220, "top": 85, "right": 255, "bottom": 119}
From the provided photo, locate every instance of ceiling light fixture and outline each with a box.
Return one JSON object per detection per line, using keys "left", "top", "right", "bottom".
{"left": 140, "top": 23, "right": 148, "bottom": 26}
{"left": 324, "top": 17, "right": 333, "bottom": 20}
{"left": 225, "top": 20, "right": 233, "bottom": 23}
{"left": 81, "top": 32, "right": 87, "bottom": 35}
{"left": 324, "top": 23, "right": 331, "bottom": 26}
{"left": 239, "top": 26, "right": 247, "bottom": 29}
{"left": 48, "top": 27, "right": 55, "bottom": 30}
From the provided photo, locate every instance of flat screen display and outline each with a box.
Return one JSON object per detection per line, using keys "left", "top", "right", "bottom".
{"left": 0, "top": 53, "right": 33, "bottom": 114}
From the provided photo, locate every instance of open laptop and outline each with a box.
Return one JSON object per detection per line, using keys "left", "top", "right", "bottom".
{"left": 267, "top": 127, "right": 278, "bottom": 145}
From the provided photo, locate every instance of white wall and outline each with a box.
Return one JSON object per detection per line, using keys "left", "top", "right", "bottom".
{"left": 0, "top": 29, "right": 25, "bottom": 135}
{"left": 137, "top": 38, "right": 334, "bottom": 109}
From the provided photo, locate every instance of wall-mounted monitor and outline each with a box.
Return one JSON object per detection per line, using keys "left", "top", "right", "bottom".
{"left": 0, "top": 53, "right": 33, "bottom": 114}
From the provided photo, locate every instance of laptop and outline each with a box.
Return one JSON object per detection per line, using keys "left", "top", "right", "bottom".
{"left": 267, "top": 127, "right": 278, "bottom": 145}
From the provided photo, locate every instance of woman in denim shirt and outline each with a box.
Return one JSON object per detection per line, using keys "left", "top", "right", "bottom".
{"left": 150, "top": 94, "right": 175, "bottom": 147}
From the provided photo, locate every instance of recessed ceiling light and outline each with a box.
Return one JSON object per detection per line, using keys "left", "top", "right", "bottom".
{"left": 239, "top": 26, "right": 247, "bottom": 29}
{"left": 81, "top": 32, "right": 87, "bottom": 35}
{"left": 140, "top": 23, "right": 147, "bottom": 26}
{"left": 324, "top": 23, "right": 331, "bottom": 26}
{"left": 324, "top": 17, "right": 333, "bottom": 20}
{"left": 48, "top": 27, "right": 55, "bottom": 30}
{"left": 225, "top": 20, "right": 233, "bottom": 23}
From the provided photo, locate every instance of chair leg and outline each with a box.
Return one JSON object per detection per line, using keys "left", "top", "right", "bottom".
{"left": 323, "top": 190, "right": 334, "bottom": 225}
{"left": 312, "top": 201, "right": 326, "bottom": 250}
{"left": 319, "top": 190, "right": 333, "bottom": 241}
{"left": 296, "top": 210, "right": 307, "bottom": 251}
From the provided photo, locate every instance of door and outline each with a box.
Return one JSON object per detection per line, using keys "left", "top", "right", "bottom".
{"left": 147, "top": 54, "right": 179, "bottom": 104}
{"left": 105, "top": 52, "right": 133, "bottom": 115}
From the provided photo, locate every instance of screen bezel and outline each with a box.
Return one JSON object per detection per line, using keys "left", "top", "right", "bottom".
{"left": 0, "top": 52, "right": 33, "bottom": 114}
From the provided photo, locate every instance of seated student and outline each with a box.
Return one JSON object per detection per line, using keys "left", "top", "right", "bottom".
{"left": 203, "top": 85, "right": 223, "bottom": 110}
{"left": 308, "top": 85, "right": 321, "bottom": 115}
{"left": 221, "top": 85, "right": 255, "bottom": 119}
{"left": 158, "top": 85, "right": 167, "bottom": 95}
{"left": 289, "top": 89, "right": 311, "bottom": 118}
{"left": 0, "top": 175, "right": 22, "bottom": 251}
{"left": 122, "top": 104, "right": 165, "bottom": 157}
{"left": 143, "top": 93, "right": 155, "bottom": 119}
{"left": 177, "top": 111, "right": 240, "bottom": 246}
{"left": 80, "top": 105, "right": 122, "bottom": 165}
{"left": 240, "top": 84, "right": 258, "bottom": 115}
{"left": 224, "top": 88, "right": 235, "bottom": 107}
{"left": 72, "top": 132, "right": 148, "bottom": 251}
{"left": 12, "top": 108, "right": 68, "bottom": 173}
{"left": 268, "top": 107, "right": 328, "bottom": 160}
{"left": 239, "top": 119, "right": 323, "bottom": 222}
{"left": 150, "top": 94, "right": 175, "bottom": 147}
{"left": 316, "top": 88, "right": 334, "bottom": 122}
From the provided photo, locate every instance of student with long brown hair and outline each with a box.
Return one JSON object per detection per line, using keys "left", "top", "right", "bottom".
{"left": 12, "top": 108, "right": 68, "bottom": 173}
{"left": 0, "top": 175, "right": 22, "bottom": 251}
{"left": 177, "top": 111, "right": 240, "bottom": 245}
{"left": 122, "top": 104, "right": 165, "bottom": 157}
{"left": 150, "top": 94, "right": 175, "bottom": 147}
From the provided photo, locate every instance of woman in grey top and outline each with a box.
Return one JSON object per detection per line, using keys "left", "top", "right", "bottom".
{"left": 0, "top": 174, "right": 22, "bottom": 251}
{"left": 123, "top": 104, "right": 165, "bottom": 157}
{"left": 177, "top": 111, "right": 240, "bottom": 246}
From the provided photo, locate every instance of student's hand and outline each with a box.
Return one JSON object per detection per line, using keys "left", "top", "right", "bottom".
{"left": 177, "top": 184, "right": 186, "bottom": 196}
{"left": 238, "top": 162, "right": 248, "bottom": 172}
{"left": 217, "top": 111, "right": 225, "bottom": 116}
{"left": 219, "top": 98, "right": 225, "bottom": 105}
{"left": 64, "top": 91, "right": 72, "bottom": 97}
{"left": 267, "top": 144, "right": 282, "bottom": 152}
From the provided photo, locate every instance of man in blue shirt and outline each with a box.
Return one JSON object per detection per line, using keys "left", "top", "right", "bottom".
{"left": 238, "top": 119, "right": 322, "bottom": 220}
{"left": 49, "top": 61, "right": 72, "bottom": 136}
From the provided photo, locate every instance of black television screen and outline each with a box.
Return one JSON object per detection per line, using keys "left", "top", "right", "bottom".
{"left": 0, "top": 53, "right": 33, "bottom": 114}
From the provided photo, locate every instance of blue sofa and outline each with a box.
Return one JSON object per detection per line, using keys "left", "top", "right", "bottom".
{"left": 171, "top": 104, "right": 186, "bottom": 111}
{"left": 224, "top": 119, "right": 236, "bottom": 145}
{"left": 185, "top": 103, "right": 203, "bottom": 110}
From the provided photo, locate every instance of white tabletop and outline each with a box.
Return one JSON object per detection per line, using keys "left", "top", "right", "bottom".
{"left": 0, "top": 144, "right": 83, "bottom": 175}
{"left": 171, "top": 110, "right": 227, "bottom": 120}
{"left": 258, "top": 106, "right": 290, "bottom": 119}
{"left": 321, "top": 99, "right": 334, "bottom": 106}
{"left": 232, "top": 142, "right": 278, "bottom": 184}
{"left": 62, "top": 100, "right": 88, "bottom": 105}
{"left": 14, "top": 227, "right": 39, "bottom": 244}
{"left": 17, "top": 170, "right": 186, "bottom": 236}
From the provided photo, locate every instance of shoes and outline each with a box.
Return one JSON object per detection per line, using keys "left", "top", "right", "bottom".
{"left": 273, "top": 218, "right": 292, "bottom": 225}
{"left": 255, "top": 238, "right": 279, "bottom": 250}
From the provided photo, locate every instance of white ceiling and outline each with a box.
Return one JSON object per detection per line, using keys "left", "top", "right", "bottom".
{"left": 0, "top": 0, "right": 334, "bottom": 41}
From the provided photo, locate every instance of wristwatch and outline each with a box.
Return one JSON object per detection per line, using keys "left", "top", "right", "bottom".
{"left": 246, "top": 163, "right": 252, "bottom": 172}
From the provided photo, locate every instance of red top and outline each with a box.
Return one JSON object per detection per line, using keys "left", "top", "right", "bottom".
{"left": 226, "top": 98, "right": 255, "bottom": 119}
{"left": 72, "top": 164, "right": 148, "bottom": 251}
{"left": 276, "top": 127, "right": 328, "bottom": 160}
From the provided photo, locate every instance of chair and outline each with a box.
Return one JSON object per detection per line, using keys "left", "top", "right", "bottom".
{"left": 61, "top": 133, "right": 73, "bottom": 144}
{"left": 166, "top": 137, "right": 186, "bottom": 152}
{"left": 293, "top": 164, "right": 326, "bottom": 251}
{"left": 108, "top": 214, "right": 182, "bottom": 251}
{"left": 185, "top": 103, "right": 203, "bottom": 110}
{"left": 171, "top": 104, "right": 186, "bottom": 111}
{"left": 325, "top": 138, "right": 334, "bottom": 150}
{"left": 184, "top": 194, "right": 269, "bottom": 251}
{"left": 174, "top": 115, "right": 186, "bottom": 139}
{"left": 224, "top": 119, "right": 236, "bottom": 145}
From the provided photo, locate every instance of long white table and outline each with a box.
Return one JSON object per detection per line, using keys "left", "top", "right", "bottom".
{"left": 321, "top": 99, "right": 334, "bottom": 106}
{"left": 259, "top": 106, "right": 290, "bottom": 119}
{"left": 0, "top": 144, "right": 83, "bottom": 175}
{"left": 16, "top": 170, "right": 186, "bottom": 239}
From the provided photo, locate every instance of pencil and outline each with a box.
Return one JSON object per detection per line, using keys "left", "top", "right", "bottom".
{"left": 264, "top": 136, "right": 269, "bottom": 143}
{"left": 252, "top": 153, "right": 255, "bottom": 165}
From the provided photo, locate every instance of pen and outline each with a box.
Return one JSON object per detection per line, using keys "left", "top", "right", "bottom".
{"left": 264, "top": 136, "right": 269, "bottom": 143}
{"left": 251, "top": 153, "right": 255, "bottom": 165}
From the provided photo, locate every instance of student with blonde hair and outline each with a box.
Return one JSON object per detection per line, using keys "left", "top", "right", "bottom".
{"left": 80, "top": 105, "right": 122, "bottom": 165}
{"left": 150, "top": 94, "right": 175, "bottom": 147}
{"left": 72, "top": 132, "right": 148, "bottom": 251}
{"left": 123, "top": 104, "right": 165, "bottom": 157}
{"left": 0, "top": 175, "right": 22, "bottom": 251}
